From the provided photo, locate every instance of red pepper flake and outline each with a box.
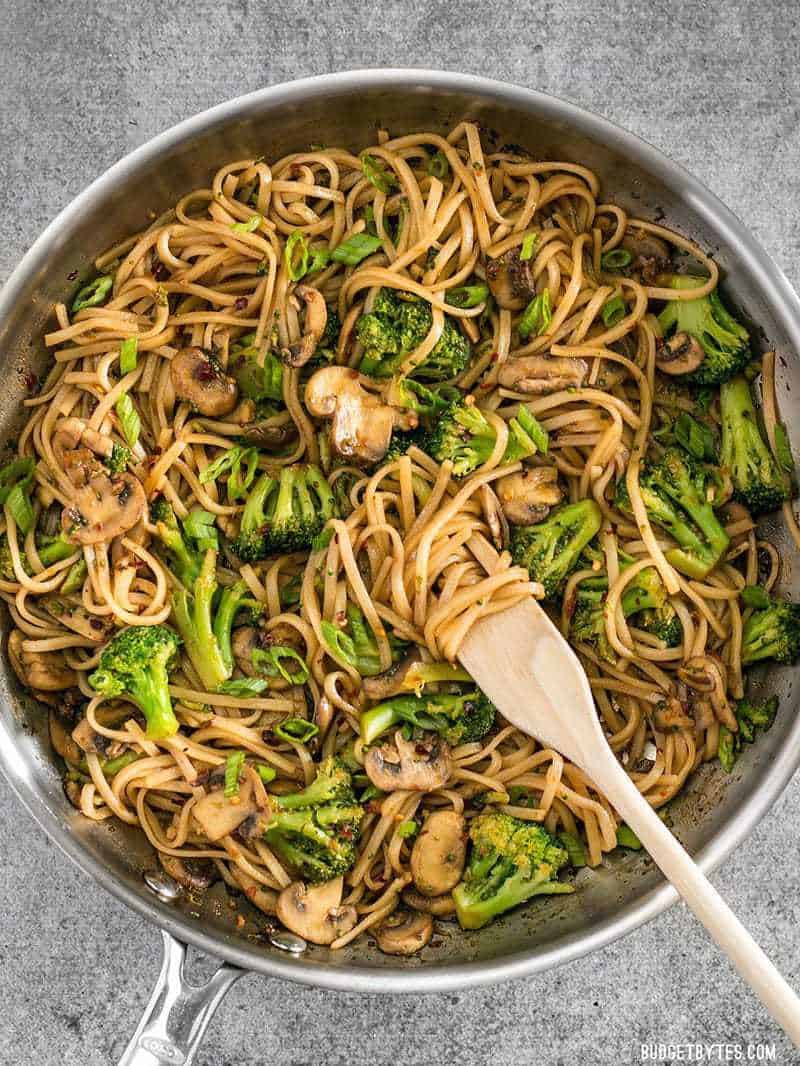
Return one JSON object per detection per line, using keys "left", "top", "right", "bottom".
{"left": 22, "top": 371, "right": 38, "bottom": 392}
{"left": 234, "top": 296, "right": 248, "bottom": 311}
{"left": 490, "top": 351, "right": 499, "bottom": 363}
{"left": 194, "top": 359, "right": 216, "bottom": 382}
{"left": 89, "top": 618, "right": 104, "bottom": 630}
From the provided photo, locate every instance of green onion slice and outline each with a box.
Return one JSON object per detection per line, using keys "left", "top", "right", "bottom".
{"left": 72, "top": 275, "right": 113, "bottom": 312}
{"left": 332, "top": 233, "right": 383, "bottom": 267}
{"left": 274, "top": 718, "right": 319, "bottom": 744}
{"left": 224, "top": 750, "right": 246, "bottom": 798}
{"left": 119, "top": 337, "right": 139, "bottom": 374}
{"left": 115, "top": 393, "right": 140, "bottom": 448}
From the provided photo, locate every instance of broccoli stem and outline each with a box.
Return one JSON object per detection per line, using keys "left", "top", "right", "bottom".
{"left": 212, "top": 580, "right": 249, "bottom": 675}
{"left": 241, "top": 472, "right": 276, "bottom": 537}
{"left": 171, "top": 549, "right": 231, "bottom": 691}
{"left": 360, "top": 696, "right": 420, "bottom": 745}
{"left": 133, "top": 667, "right": 180, "bottom": 739}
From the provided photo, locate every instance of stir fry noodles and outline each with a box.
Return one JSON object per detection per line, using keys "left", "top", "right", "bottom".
{"left": 5, "top": 122, "right": 799, "bottom": 950}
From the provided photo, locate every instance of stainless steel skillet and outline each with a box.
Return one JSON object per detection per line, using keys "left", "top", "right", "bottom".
{"left": 1, "top": 69, "right": 799, "bottom": 1066}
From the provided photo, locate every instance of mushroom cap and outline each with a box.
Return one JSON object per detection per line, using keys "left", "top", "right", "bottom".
{"left": 49, "top": 709, "right": 83, "bottom": 764}
{"left": 361, "top": 649, "right": 424, "bottom": 701}
{"left": 282, "top": 285, "right": 328, "bottom": 368}
{"left": 496, "top": 468, "right": 563, "bottom": 526}
{"left": 374, "top": 909, "right": 434, "bottom": 956}
{"left": 158, "top": 853, "right": 217, "bottom": 893}
{"left": 401, "top": 887, "right": 457, "bottom": 917}
{"left": 497, "top": 355, "right": 588, "bottom": 395}
{"left": 364, "top": 731, "right": 452, "bottom": 793}
{"left": 170, "top": 347, "right": 239, "bottom": 417}
{"left": 192, "top": 774, "right": 261, "bottom": 842}
{"left": 276, "top": 877, "right": 357, "bottom": 945}
{"left": 486, "top": 249, "right": 537, "bottom": 310}
{"left": 305, "top": 366, "right": 408, "bottom": 465}
{"left": 410, "top": 810, "right": 467, "bottom": 897}
{"left": 9, "top": 629, "right": 78, "bottom": 692}
{"left": 677, "top": 655, "right": 737, "bottom": 731}
{"left": 656, "top": 332, "right": 705, "bottom": 375}
{"left": 61, "top": 456, "right": 146, "bottom": 545}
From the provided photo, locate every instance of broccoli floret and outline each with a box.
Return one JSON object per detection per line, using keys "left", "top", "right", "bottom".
{"left": 424, "top": 400, "right": 545, "bottom": 478}
{"left": 263, "top": 757, "right": 363, "bottom": 882}
{"left": 616, "top": 449, "right": 729, "bottom": 579}
{"left": 170, "top": 549, "right": 233, "bottom": 692}
{"left": 321, "top": 602, "right": 408, "bottom": 677}
{"left": 570, "top": 577, "right": 615, "bottom": 662}
{"left": 309, "top": 308, "right": 341, "bottom": 368}
{"left": 720, "top": 375, "right": 790, "bottom": 515}
{"left": 657, "top": 275, "right": 751, "bottom": 385}
{"left": 213, "top": 581, "right": 254, "bottom": 677}
{"left": 620, "top": 565, "right": 683, "bottom": 646}
{"left": 150, "top": 499, "right": 203, "bottom": 588}
{"left": 360, "top": 689, "right": 496, "bottom": 746}
{"left": 741, "top": 597, "right": 800, "bottom": 665}
{"left": 453, "top": 813, "right": 574, "bottom": 930}
{"left": 718, "top": 695, "right": 779, "bottom": 772}
{"left": 88, "top": 625, "right": 181, "bottom": 739}
{"left": 231, "top": 464, "right": 335, "bottom": 561}
{"left": 570, "top": 565, "right": 682, "bottom": 661}
{"left": 105, "top": 442, "right": 131, "bottom": 474}
{"left": 511, "top": 499, "right": 602, "bottom": 599}
{"left": 357, "top": 288, "right": 470, "bottom": 381}
{"left": 229, "top": 333, "right": 283, "bottom": 402}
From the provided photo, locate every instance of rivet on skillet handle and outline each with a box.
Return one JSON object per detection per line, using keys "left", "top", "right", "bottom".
{"left": 117, "top": 930, "right": 242, "bottom": 1066}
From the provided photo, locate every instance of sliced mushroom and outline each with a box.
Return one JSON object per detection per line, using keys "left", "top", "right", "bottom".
{"left": 70, "top": 704, "right": 130, "bottom": 756}
{"left": 60, "top": 455, "right": 146, "bottom": 545}
{"left": 486, "top": 248, "right": 537, "bottom": 310}
{"left": 656, "top": 332, "right": 705, "bottom": 376}
{"left": 240, "top": 419, "right": 298, "bottom": 448}
{"left": 410, "top": 810, "right": 467, "bottom": 897}
{"left": 374, "top": 909, "right": 433, "bottom": 956}
{"left": 479, "top": 483, "right": 508, "bottom": 549}
{"left": 402, "top": 887, "right": 457, "bottom": 917}
{"left": 496, "top": 468, "right": 563, "bottom": 525}
{"left": 49, "top": 709, "right": 83, "bottom": 765}
{"left": 42, "top": 598, "right": 114, "bottom": 642}
{"left": 677, "top": 655, "right": 738, "bottom": 731}
{"left": 497, "top": 355, "right": 588, "bottom": 395}
{"left": 8, "top": 629, "right": 78, "bottom": 692}
{"left": 229, "top": 399, "right": 257, "bottom": 425}
{"left": 364, "top": 731, "right": 452, "bottom": 793}
{"left": 282, "top": 285, "right": 328, "bottom": 368}
{"left": 158, "top": 853, "right": 217, "bottom": 893}
{"left": 361, "top": 649, "right": 424, "bottom": 701}
{"left": 621, "top": 229, "right": 670, "bottom": 283}
{"left": 170, "top": 347, "right": 239, "bottom": 417}
{"left": 230, "top": 867, "right": 279, "bottom": 915}
{"left": 192, "top": 773, "right": 260, "bottom": 842}
{"left": 305, "top": 366, "right": 417, "bottom": 465}
{"left": 276, "top": 877, "right": 357, "bottom": 945}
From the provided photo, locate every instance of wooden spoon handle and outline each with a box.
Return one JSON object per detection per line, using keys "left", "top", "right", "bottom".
{"left": 597, "top": 756, "right": 800, "bottom": 1045}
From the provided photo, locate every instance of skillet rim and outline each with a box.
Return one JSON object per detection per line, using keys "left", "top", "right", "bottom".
{"left": 2, "top": 67, "right": 800, "bottom": 993}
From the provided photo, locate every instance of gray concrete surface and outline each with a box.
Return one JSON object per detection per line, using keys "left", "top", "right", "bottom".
{"left": 1, "top": 1, "right": 799, "bottom": 1063}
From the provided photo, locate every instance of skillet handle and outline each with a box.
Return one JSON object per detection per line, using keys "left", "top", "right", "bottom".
{"left": 117, "top": 930, "right": 242, "bottom": 1066}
